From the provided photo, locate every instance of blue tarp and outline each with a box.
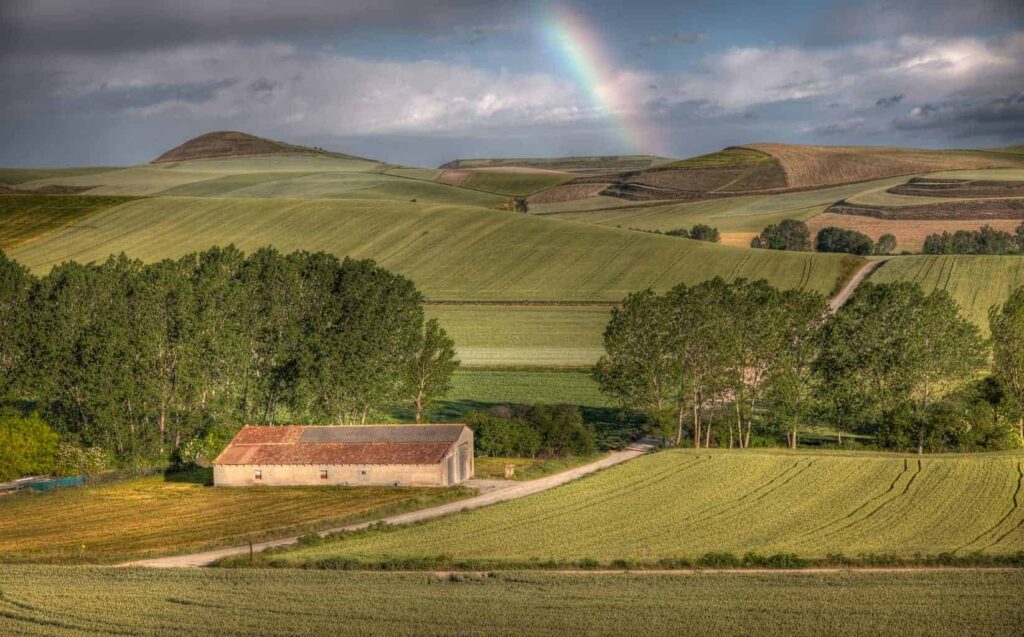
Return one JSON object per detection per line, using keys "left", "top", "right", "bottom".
{"left": 25, "top": 475, "right": 86, "bottom": 491}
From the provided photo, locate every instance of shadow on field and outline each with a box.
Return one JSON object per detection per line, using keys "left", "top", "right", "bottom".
{"left": 163, "top": 467, "right": 213, "bottom": 486}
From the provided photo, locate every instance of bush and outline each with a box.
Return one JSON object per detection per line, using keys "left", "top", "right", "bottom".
{"left": 751, "top": 219, "right": 811, "bottom": 251}
{"left": 53, "top": 443, "right": 110, "bottom": 477}
{"left": 530, "top": 403, "right": 596, "bottom": 456}
{"left": 467, "top": 411, "right": 542, "bottom": 457}
{"left": 0, "top": 412, "right": 59, "bottom": 481}
{"left": 874, "top": 233, "right": 897, "bottom": 255}
{"left": 815, "top": 226, "right": 874, "bottom": 255}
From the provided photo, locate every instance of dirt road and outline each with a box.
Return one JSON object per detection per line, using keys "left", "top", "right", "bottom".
{"left": 121, "top": 439, "right": 657, "bottom": 568}
{"left": 828, "top": 259, "right": 887, "bottom": 313}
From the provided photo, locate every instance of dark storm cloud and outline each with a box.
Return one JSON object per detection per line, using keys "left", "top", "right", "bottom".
{"left": 893, "top": 91, "right": 1024, "bottom": 139}
{"left": 0, "top": 0, "right": 520, "bottom": 55}
{"left": 70, "top": 79, "right": 237, "bottom": 112}
{"left": 875, "top": 94, "right": 903, "bottom": 108}
{"left": 811, "top": 0, "right": 1023, "bottom": 44}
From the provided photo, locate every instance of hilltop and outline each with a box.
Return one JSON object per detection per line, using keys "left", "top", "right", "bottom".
{"left": 151, "top": 131, "right": 373, "bottom": 164}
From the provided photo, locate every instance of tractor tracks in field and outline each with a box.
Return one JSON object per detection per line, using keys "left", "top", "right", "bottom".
{"left": 975, "top": 463, "right": 1024, "bottom": 552}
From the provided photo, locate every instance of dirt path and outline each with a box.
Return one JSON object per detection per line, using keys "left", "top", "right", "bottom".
{"left": 120, "top": 439, "right": 658, "bottom": 568}
{"left": 828, "top": 259, "right": 887, "bottom": 314}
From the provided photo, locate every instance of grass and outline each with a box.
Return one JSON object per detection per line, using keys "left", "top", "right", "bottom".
{"left": 3, "top": 567, "right": 1021, "bottom": 637}
{"left": 0, "top": 195, "right": 137, "bottom": 249}
{"left": 0, "top": 469, "right": 470, "bottom": 563}
{"left": 424, "top": 304, "right": 610, "bottom": 367}
{"left": 263, "top": 449, "right": 1024, "bottom": 566}
{"left": 7, "top": 196, "right": 855, "bottom": 301}
{"left": 544, "top": 176, "right": 909, "bottom": 233}
{"left": 442, "top": 369, "right": 611, "bottom": 410}
{"left": 474, "top": 454, "right": 603, "bottom": 480}
{"left": 462, "top": 170, "right": 574, "bottom": 196}
{"left": 870, "top": 255, "right": 1024, "bottom": 331}
{"left": 0, "top": 167, "right": 120, "bottom": 185}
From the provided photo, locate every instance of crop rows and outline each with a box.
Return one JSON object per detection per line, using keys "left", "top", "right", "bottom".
{"left": 275, "top": 450, "right": 1024, "bottom": 565}
{"left": 1, "top": 566, "right": 1022, "bottom": 636}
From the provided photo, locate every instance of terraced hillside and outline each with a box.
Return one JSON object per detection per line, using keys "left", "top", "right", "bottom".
{"left": 267, "top": 449, "right": 1024, "bottom": 566}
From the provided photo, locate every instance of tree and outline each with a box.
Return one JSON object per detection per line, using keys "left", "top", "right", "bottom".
{"left": 407, "top": 318, "right": 459, "bottom": 422}
{"left": 817, "top": 283, "right": 986, "bottom": 453}
{"left": 689, "top": 224, "right": 720, "bottom": 243}
{"left": 751, "top": 219, "right": 811, "bottom": 251}
{"left": 0, "top": 412, "right": 59, "bottom": 480}
{"left": 0, "top": 251, "right": 34, "bottom": 401}
{"left": 815, "top": 226, "right": 874, "bottom": 255}
{"left": 990, "top": 287, "right": 1024, "bottom": 444}
{"left": 874, "top": 234, "right": 897, "bottom": 255}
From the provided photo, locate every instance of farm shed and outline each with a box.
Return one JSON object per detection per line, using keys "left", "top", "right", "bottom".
{"left": 213, "top": 424, "right": 474, "bottom": 487}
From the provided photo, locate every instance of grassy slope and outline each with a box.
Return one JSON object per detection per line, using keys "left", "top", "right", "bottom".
{"left": 270, "top": 449, "right": 1024, "bottom": 564}
{"left": 442, "top": 369, "right": 610, "bottom": 410}
{"left": 4, "top": 567, "right": 1021, "bottom": 637}
{"left": 8, "top": 196, "right": 855, "bottom": 301}
{"left": 462, "top": 171, "right": 574, "bottom": 196}
{"left": 544, "top": 176, "right": 909, "bottom": 233}
{"left": 0, "top": 470, "right": 468, "bottom": 563}
{"left": 424, "top": 304, "right": 609, "bottom": 367}
{"left": 0, "top": 195, "right": 137, "bottom": 250}
{"left": 0, "top": 167, "right": 121, "bottom": 185}
{"left": 870, "top": 255, "right": 1024, "bottom": 331}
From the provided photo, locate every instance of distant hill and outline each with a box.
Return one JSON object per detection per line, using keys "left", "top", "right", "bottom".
{"left": 439, "top": 155, "right": 673, "bottom": 174}
{"left": 541, "top": 143, "right": 1024, "bottom": 203}
{"left": 151, "top": 131, "right": 374, "bottom": 164}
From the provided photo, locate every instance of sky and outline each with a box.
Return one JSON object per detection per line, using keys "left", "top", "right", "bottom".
{"left": 0, "top": 0, "right": 1022, "bottom": 167}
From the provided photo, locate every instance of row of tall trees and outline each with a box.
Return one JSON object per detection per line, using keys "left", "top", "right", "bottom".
{"left": 594, "top": 278, "right": 827, "bottom": 448}
{"left": 595, "top": 278, "right": 1022, "bottom": 451}
{"left": 0, "top": 247, "right": 458, "bottom": 465}
{"left": 923, "top": 224, "right": 1024, "bottom": 255}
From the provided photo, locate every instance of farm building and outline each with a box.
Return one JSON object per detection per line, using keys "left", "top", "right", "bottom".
{"left": 213, "top": 424, "right": 474, "bottom": 487}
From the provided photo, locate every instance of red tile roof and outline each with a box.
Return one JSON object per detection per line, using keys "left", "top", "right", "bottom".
{"left": 214, "top": 425, "right": 469, "bottom": 466}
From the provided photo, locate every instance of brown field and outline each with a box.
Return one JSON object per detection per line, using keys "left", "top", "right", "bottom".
{"left": 720, "top": 231, "right": 759, "bottom": 247}
{"left": 829, "top": 199, "right": 1024, "bottom": 220}
{"left": 744, "top": 143, "right": 1024, "bottom": 188}
{"left": 436, "top": 169, "right": 471, "bottom": 186}
{"left": 889, "top": 178, "right": 1024, "bottom": 198}
{"left": 806, "top": 213, "right": 1023, "bottom": 252}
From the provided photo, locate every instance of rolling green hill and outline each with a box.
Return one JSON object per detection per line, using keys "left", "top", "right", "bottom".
{"left": 7, "top": 196, "right": 857, "bottom": 301}
{"left": 263, "top": 449, "right": 1024, "bottom": 566}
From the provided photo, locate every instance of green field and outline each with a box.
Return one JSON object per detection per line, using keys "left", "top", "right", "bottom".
{"left": 871, "top": 255, "right": 1024, "bottom": 331}
{"left": 267, "top": 449, "right": 1024, "bottom": 566}
{"left": 7, "top": 196, "right": 855, "bottom": 301}
{"left": 462, "top": 170, "right": 574, "bottom": 196}
{"left": 2, "top": 567, "right": 1021, "bottom": 637}
{"left": 424, "top": 304, "right": 610, "bottom": 367}
{"left": 0, "top": 167, "right": 121, "bottom": 185}
{"left": 0, "top": 195, "right": 137, "bottom": 249}
{"left": 440, "top": 369, "right": 610, "bottom": 413}
{"left": 0, "top": 471, "right": 468, "bottom": 563}
{"left": 545, "top": 176, "right": 910, "bottom": 233}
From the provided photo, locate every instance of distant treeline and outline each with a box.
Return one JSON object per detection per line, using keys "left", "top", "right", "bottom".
{"left": 923, "top": 223, "right": 1024, "bottom": 255}
{"left": 751, "top": 220, "right": 896, "bottom": 255}
{"left": 0, "top": 247, "right": 457, "bottom": 472}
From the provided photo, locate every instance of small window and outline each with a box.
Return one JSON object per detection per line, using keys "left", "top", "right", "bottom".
{"left": 254, "top": 469, "right": 262, "bottom": 481}
{"left": 320, "top": 469, "right": 328, "bottom": 480}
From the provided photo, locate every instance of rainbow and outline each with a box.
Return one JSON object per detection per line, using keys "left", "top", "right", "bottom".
{"left": 543, "top": 4, "right": 667, "bottom": 157}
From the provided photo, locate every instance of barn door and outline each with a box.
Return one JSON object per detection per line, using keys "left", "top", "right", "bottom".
{"left": 446, "top": 456, "right": 455, "bottom": 484}
{"left": 458, "top": 443, "right": 470, "bottom": 481}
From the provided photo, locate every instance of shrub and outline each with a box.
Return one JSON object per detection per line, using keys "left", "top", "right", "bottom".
{"left": 815, "top": 226, "right": 874, "bottom": 255}
{"left": 53, "top": 443, "right": 110, "bottom": 477}
{"left": 467, "top": 411, "right": 542, "bottom": 457}
{"left": 530, "top": 403, "right": 596, "bottom": 456}
{"left": 874, "top": 233, "right": 897, "bottom": 255}
{"left": 751, "top": 219, "right": 811, "bottom": 251}
{"left": 0, "top": 412, "right": 59, "bottom": 481}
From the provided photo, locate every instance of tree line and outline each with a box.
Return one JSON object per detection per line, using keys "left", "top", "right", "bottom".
{"left": 923, "top": 223, "right": 1024, "bottom": 255}
{"left": 751, "top": 220, "right": 896, "bottom": 255}
{"left": 595, "top": 278, "right": 1024, "bottom": 452}
{"left": 0, "top": 247, "right": 458, "bottom": 473}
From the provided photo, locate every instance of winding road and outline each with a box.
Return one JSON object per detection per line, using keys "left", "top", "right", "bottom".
{"left": 828, "top": 259, "right": 888, "bottom": 314}
{"left": 121, "top": 439, "right": 658, "bottom": 568}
